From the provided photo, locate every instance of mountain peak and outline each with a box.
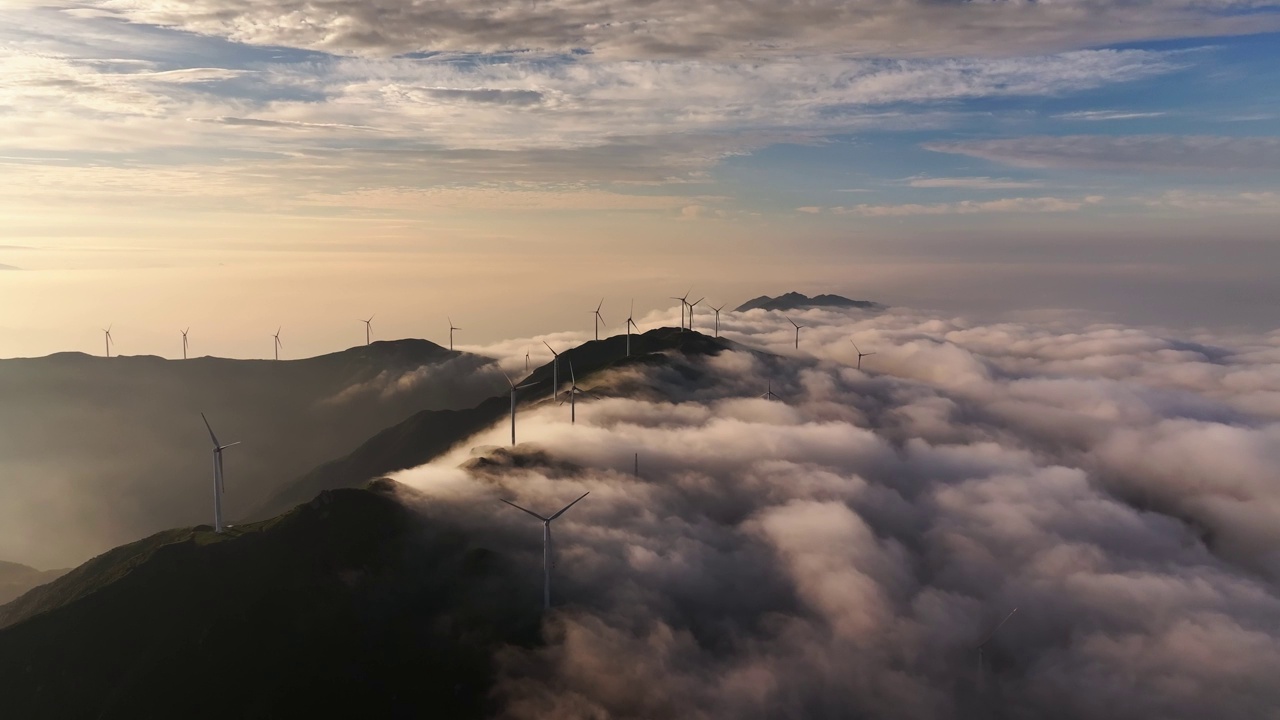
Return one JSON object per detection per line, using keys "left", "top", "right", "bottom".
{"left": 734, "top": 292, "right": 883, "bottom": 313}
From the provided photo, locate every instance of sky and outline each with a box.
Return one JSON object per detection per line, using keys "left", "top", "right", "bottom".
{"left": 1, "top": 0, "right": 1279, "bottom": 358}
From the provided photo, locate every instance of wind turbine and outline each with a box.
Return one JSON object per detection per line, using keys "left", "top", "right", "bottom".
{"left": 625, "top": 300, "right": 639, "bottom": 357}
{"left": 851, "top": 341, "right": 876, "bottom": 370}
{"left": 272, "top": 327, "right": 282, "bottom": 361}
{"left": 542, "top": 340, "right": 561, "bottom": 403}
{"left": 669, "top": 289, "right": 691, "bottom": 330}
{"left": 102, "top": 326, "right": 113, "bottom": 358}
{"left": 591, "top": 299, "right": 606, "bottom": 342}
{"left": 561, "top": 359, "right": 587, "bottom": 424}
{"left": 760, "top": 381, "right": 780, "bottom": 401}
{"left": 448, "top": 317, "right": 459, "bottom": 351}
{"left": 787, "top": 316, "right": 804, "bottom": 349}
{"left": 709, "top": 304, "right": 725, "bottom": 338}
{"left": 200, "top": 413, "right": 240, "bottom": 534}
{"left": 361, "top": 315, "right": 374, "bottom": 346}
{"left": 501, "top": 491, "right": 590, "bottom": 610}
{"left": 687, "top": 297, "right": 704, "bottom": 332}
{"left": 503, "top": 371, "right": 538, "bottom": 445}
{"left": 976, "top": 607, "right": 1018, "bottom": 691}
{"left": 525, "top": 349, "right": 531, "bottom": 372}
{"left": 181, "top": 328, "right": 189, "bottom": 360}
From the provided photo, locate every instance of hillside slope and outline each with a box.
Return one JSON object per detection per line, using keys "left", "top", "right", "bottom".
{"left": 0, "top": 480, "right": 535, "bottom": 719}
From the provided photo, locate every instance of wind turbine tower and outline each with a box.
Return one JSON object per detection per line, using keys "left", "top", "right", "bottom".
{"left": 591, "top": 299, "right": 607, "bottom": 342}
{"left": 787, "top": 316, "right": 804, "bottom": 349}
{"left": 851, "top": 341, "right": 876, "bottom": 370}
{"left": 687, "top": 297, "right": 704, "bottom": 332}
{"left": 669, "top": 290, "right": 691, "bottom": 331}
{"left": 448, "top": 317, "right": 460, "bottom": 351}
{"left": 503, "top": 372, "right": 537, "bottom": 445}
{"left": 976, "top": 607, "right": 1018, "bottom": 691}
{"left": 273, "top": 327, "right": 282, "bottom": 361}
{"left": 625, "top": 300, "right": 639, "bottom": 357}
{"left": 181, "top": 328, "right": 189, "bottom": 360}
{"left": 362, "top": 315, "right": 374, "bottom": 346}
{"left": 103, "top": 326, "right": 113, "bottom": 358}
{"left": 200, "top": 413, "right": 240, "bottom": 534}
{"left": 542, "top": 340, "right": 562, "bottom": 403}
{"left": 501, "top": 492, "right": 590, "bottom": 610}
{"left": 562, "top": 359, "right": 587, "bottom": 424}
{"left": 710, "top": 304, "right": 725, "bottom": 338}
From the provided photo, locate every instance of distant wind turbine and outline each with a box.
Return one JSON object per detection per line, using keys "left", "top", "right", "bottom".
{"left": 787, "top": 316, "right": 804, "bottom": 349}
{"left": 448, "top": 317, "right": 459, "bottom": 351}
{"left": 525, "top": 349, "right": 531, "bottom": 373}
{"left": 710, "top": 304, "right": 725, "bottom": 338}
{"left": 181, "top": 328, "right": 189, "bottom": 360}
{"left": 687, "top": 297, "right": 704, "bottom": 332}
{"left": 361, "top": 315, "right": 374, "bottom": 346}
{"left": 625, "top": 299, "right": 639, "bottom": 357}
{"left": 272, "top": 327, "right": 282, "bottom": 361}
{"left": 976, "top": 607, "right": 1018, "bottom": 691}
{"left": 501, "top": 491, "right": 590, "bottom": 610}
{"left": 591, "top": 299, "right": 607, "bottom": 341}
{"left": 851, "top": 341, "right": 875, "bottom": 370}
{"left": 503, "top": 371, "right": 538, "bottom": 445}
{"left": 669, "top": 289, "right": 691, "bottom": 330}
{"left": 760, "top": 381, "right": 780, "bottom": 401}
{"left": 561, "top": 359, "right": 588, "bottom": 424}
{"left": 542, "top": 340, "right": 561, "bottom": 403}
{"left": 200, "top": 413, "right": 240, "bottom": 534}
{"left": 103, "top": 325, "right": 113, "bottom": 358}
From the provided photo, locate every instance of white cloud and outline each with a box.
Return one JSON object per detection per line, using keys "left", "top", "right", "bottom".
{"left": 907, "top": 176, "right": 1044, "bottom": 189}
{"left": 925, "top": 135, "right": 1280, "bottom": 172}
{"left": 828, "top": 195, "right": 1102, "bottom": 216}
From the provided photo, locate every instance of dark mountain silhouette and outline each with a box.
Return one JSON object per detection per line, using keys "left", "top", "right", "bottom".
{"left": 0, "top": 340, "right": 505, "bottom": 568}
{"left": 254, "top": 327, "right": 737, "bottom": 518}
{"left": 0, "top": 479, "right": 537, "bottom": 719}
{"left": 734, "top": 292, "right": 883, "bottom": 312}
{"left": 0, "top": 561, "right": 67, "bottom": 605}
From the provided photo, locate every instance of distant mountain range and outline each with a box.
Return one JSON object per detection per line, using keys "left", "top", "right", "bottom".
{"left": 0, "top": 561, "right": 67, "bottom": 605}
{"left": 0, "top": 339, "right": 504, "bottom": 568}
{"left": 734, "top": 292, "right": 884, "bottom": 312}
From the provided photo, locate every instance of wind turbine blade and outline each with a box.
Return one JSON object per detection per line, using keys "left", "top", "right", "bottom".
{"left": 549, "top": 491, "right": 589, "bottom": 520}
{"left": 501, "top": 370, "right": 515, "bottom": 389}
{"left": 977, "top": 607, "right": 1019, "bottom": 648}
{"left": 516, "top": 382, "right": 538, "bottom": 390}
{"left": 866, "top": 352, "right": 876, "bottom": 356}
{"left": 200, "top": 413, "right": 220, "bottom": 446}
{"left": 501, "top": 498, "right": 550, "bottom": 522}
{"left": 542, "top": 340, "right": 558, "bottom": 355}
{"left": 851, "top": 341, "right": 861, "bottom": 353}
{"left": 596, "top": 298, "right": 604, "bottom": 312}
{"left": 569, "top": 359, "right": 576, "bottom": 385}
{"left": 219, "top": 441, "right": 241, "bottom": 450}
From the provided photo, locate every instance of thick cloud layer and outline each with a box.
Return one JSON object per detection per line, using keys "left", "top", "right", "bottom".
{"left": 396, "top": 305, "right": 1280, "bottom": 719}
{"left": 97, "top": 0, "right": 1280, "bottom": 59}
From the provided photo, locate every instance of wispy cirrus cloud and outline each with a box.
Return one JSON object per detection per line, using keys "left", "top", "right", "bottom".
{"left": 806, "top": 195, "right": 1104, "bottom": 216}
{"left": 925, "top": 135, "right": 1280, "bottom": 173}
{"left": 907, "top": 176, "right": 1044, "bottom": 190}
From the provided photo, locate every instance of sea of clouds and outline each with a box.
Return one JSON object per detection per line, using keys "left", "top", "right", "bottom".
{"left": 396, "top": 304, "right": 1280, "bottom": 719}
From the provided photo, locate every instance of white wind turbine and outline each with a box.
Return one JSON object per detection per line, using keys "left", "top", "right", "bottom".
{"left": 787, "top": 316, "right": 804, "bottom": 349}
{"left": 542, "top": 340, "right": 562, "bottom": 403}
{"left": 448, "top": 317, "right": 460, "bottom": 351}
{"left": 851, "top": 340, "right": 876, "bottom": 370}
{"left": 976, "top": 607, "right": 1018, "bottom": 691}
{"left": 669, "top": 289, "right": 691, "bottom": 330}
{"left": 709, "top": 304, "right": 725, "bottom": 338}
{"left": 591, "top": 299, "right": 606, "bottom": 341}
{"left": 687, "top": 297, "right": 704, "bottom": 332}
{"left": 503, "top": 371, "right": 538, "bottom": 446}
{"left": 181, "top": 328, "right": 189, "bottom": 360}
{"left": 361, "top": 315, "right": 374, "bottom": 346}
{"left": 501, "top": 491, "right": 590, "bottom": 610}
{"left": 625, "top": 299, "right": 639, "bottom": 357}
{"left": 103, "top": 325, "right": 113, "bottom": 358}
{"left": 200, "top": 413, "right": 240, "bottom": 534}
{"left": 272, "top": 327, "right": 282, "bottom": 361}
{"left": 561, "top": 359, "right": 588, "bottom": 424}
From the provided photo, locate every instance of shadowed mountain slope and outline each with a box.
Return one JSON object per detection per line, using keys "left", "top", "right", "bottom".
{"left": 254, "top": 327, "right": 737, "bottom": 519}
{"left": 0, "top": 479, "right": 536, "bottom": 719}
{"left": 0, "top": 339, "right": 505, "bottom": 568}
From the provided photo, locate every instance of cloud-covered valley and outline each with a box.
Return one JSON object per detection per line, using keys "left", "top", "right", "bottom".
{"left": 394, "top": 305, "right": 1280, "bottom": 719}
